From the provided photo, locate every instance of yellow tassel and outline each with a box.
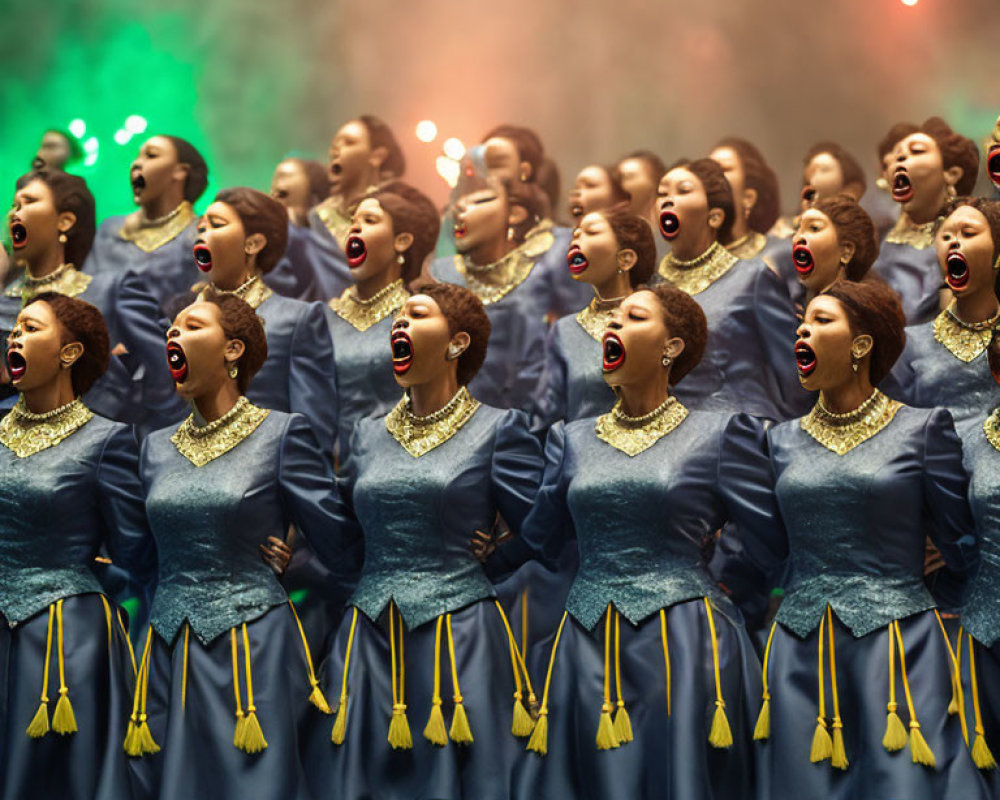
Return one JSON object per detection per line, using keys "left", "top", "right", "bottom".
{"left": 966, "top": 633, "right": 997, "bottom": 770}
{"left": 526, "top": 711, "right": 549, "bottom": 755}
{"left": 231, "top": 628, "right": 246, "bottom": 749}
{"left": 288, "top": 600, "right": 332, "bottom": 714}
{"left": 830, "top": 719, "right": 848, "bottom": 770}
{"left": 233, "top": 711, "right": 247, "bottom": 749}
{"left": 613, "top": 703, "right": 633, "bottom": 744}
{"left": 753, "top": 697, "right": 771, "bottom": 741}
{"left": 811, "top": 717, "right": 833, "bottom": 763}
{"left": 52, "top": 689, "right": 77, "bottom": 735}
{"left": 824, "top": 607, "right": 847, "bottom": 768}
{"left": 883, "top": 703, "right": 907, "bottom": 752}
{"left": 908, "top": 722, "right": 936, "bottom": 768}
{"left": 136, "top": 714, "right": 160, "bottom": 755}
{"left": 122, "top": 720, "right": 139, "bottom": 755}
{"left": 330, "top": 608, "right": 359, "bottom": 746}
{"left": 511, "top": 694, "right": 535, "bottom": 737}
{"left": 240, "top": 709, "right": 268, "bottom": 754}
{"left": 450, "top": 700, "right": 474, "bottom": 745}
{"left": 423, "top": 700, "right": 448, "bottom": 747}
{"left": 708, "top": 700, "right": 734, "bottom": 749}
{"left": 972, "top": 732, "right": 998, "bottom": 771}
{"left": 596, "top": 703, "right": 619, "bottom": 750}
{"left": 26, "top": 701, "right": 50, "bottom": 739}
{"left": 388, "top": 704, "right": 413, "bottom": 750}
{"left": 124, "top": 626, "right": 159, "bottom": 756}
{"left": 309, "top": 684, "right": 332, "bottom": 714}
{"left": 494, "top": 601, "right": 537, "bottom": 738}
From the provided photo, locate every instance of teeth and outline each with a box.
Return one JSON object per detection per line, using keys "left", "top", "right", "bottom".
{"left": 6, "top": 351, "right": 26, "bottom": 379}
{"left": 792, "top": 245, "right": 814, "bottom": 274}
{"left": 602, "top": 334, "right": 625, "bottom": 370}
{"left": 946, "top": 253, "right": 969, "bottom": 286}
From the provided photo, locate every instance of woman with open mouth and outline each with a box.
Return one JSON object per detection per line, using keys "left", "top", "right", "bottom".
{"left": 871, "top": 118, "right": 979, "bottom": 325}
{"left": 755, "top": 278, "right": 985, "bottom": 800}
{"left": 0, "top": 292, "right": 156, "bottom": 800}
{"left": 1, "top": 169, "right": 183, "bottom": 434}
{"left": 83, "top": 135, "right": 208, "bottom": 317}
{"left": 987, "top": 114, "right": 1000, "bottom": 193}
{"left": 326, "top": 181, "right": 438, "bottom": 464}
{"left": 883, "top": 197, "right": 1000, "bottom": 442}
{"left": 655, "top": 157, "right": 808, "bottom": 420}
{"left": 305, "top": 282, "right": 543, "bottom": 800}
{"left": 493, "top": 284, "right": 780, "bottom": 800}
{"left": 134, "top": 290, "right": 356, "bottom": 800}
{"left": 428, "top": 161, "right": 554, "bottom": 410}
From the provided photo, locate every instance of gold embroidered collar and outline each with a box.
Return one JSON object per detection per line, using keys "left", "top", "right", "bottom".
{"left": 120, "top": 201, "right": 195, "bottom": 253}
{"left": 198, "top": 275, "right": 274, "bottom": 311}
{"left": 885, "top": 214, "right": 937, "bottom": 250}
{"left": 329, "top": 279, "right": 408, "bottom": 332}
{"left": 800, "top": 389, "right": 901, "bottom": 455}
{"left": 933, "top": 302, "right": 1000, "bottom": 363}
{"left": 576, "top": 295, "right": 622, "bottom": 341}
{"left": 983, "top": 408, "right": 1000, "bottom": 453}
{"left": 657, "top": 241, "right": 739, "bottom": 296}
{"left": 595, "top": 395, "right": 689, "bottom": 457}
{"left": 0, "top": 396, "right": 93, "bottom": 458}
{"left": 453, "top": 228, "right": 555, "bottom": 305}
{"left": 384, "top": 386, "right": 481, "bottom": 458}
{"left": 725, "top": 231, "right": 767, "bottom": 259}
{"left": 315, "top": 184, "right": 385, "bottom": 247}
{"left": 171, "top": 396, "right": 270, "bottom": 467}
{"left": 6, "top": 263, "right": 92, "bottom": 301}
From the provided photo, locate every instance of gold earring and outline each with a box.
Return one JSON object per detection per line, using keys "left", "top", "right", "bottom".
{"left": 58, "top": 233, "right": 67, "bottom": 244}
{"left": 947, "top": 184, "right": 957, "bottom": 199}
{"left": 506, "top": 226, "right": 516, "bottom": 242}
{"left": 396, "top": 253, "right": 405, "bottom": 265}
{"left": 228, "top": 362, "right": 239, "bottom": 380}
{"left": 661, "top": 354, "right": 673, "bottom": 368}
{"left": 851, "top": 354, "right": 859, "bottom": 373}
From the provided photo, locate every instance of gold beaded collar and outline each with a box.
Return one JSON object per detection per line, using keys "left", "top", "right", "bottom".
{"left": 384, "top": 386, "right": 481, "bottom": 458}
{"left": 932, "top": 302, "right": 999, "bottom": 363}
{"left": 595, "top": 395, "right": 689, "bottom": 457}
{"left": 119, "top": 201, "right": 195, "bottom": 253}
{"left": 0, "top": 396, "right": 93, "bottom": 458}
{"left": 171, "top": 396, "right": 270, "bottom": 467}
{"left": 453, "top": 228, "right": 555, "bottom": 306}
{"left": 983, "top": 408, "right": 1000, "bottom": 453}
{"left": 725, "top": 231, "right": 767, "bottom": 260}
{"left": 800, "top": 389, "right": 902, "bottom": 455}
{"left": 576, "top": 295, "right": 622, "bottom": 342}
{"left": 657, "top": 241, "right": 739, "bottom": 296}
{"left": 884, "top": 214, "right": 937, "bottom": 250}
{"left": 197, "top": 275, "right": 274, "bottom": 311}
{"left": 6, "top": 263, "right": 92, "bottom": 301}
{"left": 314, "top": 184, "right": 385, "bottom": 247}
{"left": 329, "top": 279, "right": 408, "bottom": 332}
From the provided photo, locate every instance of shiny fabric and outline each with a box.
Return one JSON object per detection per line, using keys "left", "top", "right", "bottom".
{"left": 342, "top": 405, "right": 543, "bottom": 629}
{"left": 83, "top": 215, "right": 201, "bottom": 317}
{"left": 768, "top": 406, "right": 979, "bottom": 638}
{"left": 758, "top": 611, "right": 988, "bottom": 800}
{"left": 531, "top": 224, "right": 593, "bottom": 317}
{"left": 304, "top": 212, "right": 353, "bottom": 302}
{"left": 963, "top": 640, "right": 1000, "bottom": 798}
{"left": 871, "top": 241, "right": 942, "bottom": 325}
{"left": 263, "top": 222, "right": 321, "bottom": 301}
{"left": 961, "top": 427, "right": 1000, "bottom": 646}
{"left": 0, "top": 595, "right": 139, "bottom": 800}
{"left": 0, "top": 413, "right": 155, "bottom": 623}
{"left": 250, "top": 293, "right": 338, "bottom": 456}
{"left": 141, "top": 411, "right": 355, "bottom": 645}
{"left": 517, "top": 600, "right": 761, "bottom": 800}
{"left": 429, "top": 257, "right": 550, "bottom": 409}
{"left": 662, "top": 257, "right": 811, "bottom": 421}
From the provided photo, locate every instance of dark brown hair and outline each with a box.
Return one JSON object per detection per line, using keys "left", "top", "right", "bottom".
{"left": 669, "top": 158, "right": 736, "bottom": 243}
{"left": 26, "top": 292, "right": 109, "bottom": 396}
{"left": 713, "top": 137, "right": 780, "bottom": 235}
{"left": 17, "top": 170, "right": 95, "bottom": 269}
{"left": 482, "top": 125, "right": 544, "bottom": 179}
{"left": 820, "top": 278, "right": 906, "bottom": 385}
{"left": 803, "top": 142, "right": 866, "bottom": 197}
{"left": 163, "top": 136, "right": 209, "bottom": 203}
{"left": 214, "top": 187, "right": 289, "bottom": 274}
{"left": 642, "top": 283, "right": 708, "bottom": 384}
{"left": 283, "top": 157, "right": 331, "bottom": 207}
{"left": 812, "top": 195, "right": 879, "bottom": 281}
{"left": 942, "top": 196, "right": 1000, "bottom": 264}
{"left": 534, "top": 157, "right": 561, "bottom": 219}
{"left": 367, "top": 181, "right": 440, "bottom": 284}
{"left": 198, "top": 288, "right": 268, "bottom": 394}
{"left": 412, "top": 283, "right": 490, "bottom": 386}
{"left": 602, "top": 207, "right": 656, "bottom": 288}
{"left": 357, "top": 115, "right": 405, "bottom": 178}
{"left": 504, "top": 179, "right": 547, "bottom": 244}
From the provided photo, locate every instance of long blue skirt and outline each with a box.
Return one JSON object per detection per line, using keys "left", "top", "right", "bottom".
{"left": 515, "top": 596, "right": 761, "bottom": 800}
{"left": 0, "top": 592, "right": 139, "bottom": 800}
{"left": 756, "top": 609, "right": 989, "bottom": 800}
{"left": 305, "top": 599, "right": 530, "bottom": 800}
{"left": 961, "top": 635, "right": 1000, "bottom": 797}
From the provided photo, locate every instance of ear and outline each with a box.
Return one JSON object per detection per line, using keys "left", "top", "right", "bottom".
{"left": 617, "top": 248, "right": 638, "bottom": 272}
{"left": 59, "top": 340, "right": 84, "bottom": 367}
{"left": 519, "top": 160, "right": 533, "bottom": 182}
{"left": 663, "top": 335, "right": 685, "bottom": 361}
{"left": 244, "top": 232, "right": 267, "bottom": 257}
{"left": 944, "top": 165, "right": 963, "bottom": 189}
{"left": 851, "top": 333, "right": 873, "bottom": 360}
{"left": 171, "top": 161, "right": 190, "bottom": 186}
{"left": 57, "top": 210, "right": 77, "bottom": 234}
{"left": 707, "top": 207, "right": 725, "bottom": 231}
{"left": 394, "top": 231, "right": 414, "bottom": 254}
{"left": 369, "top": 145, "right": 389, "bottom": 172}
{"left": 449, "top": 330, "right": 471, "bottom": 357}
{"left": 224, "top": 338, "right": 246, "bottom": 364}
{"left": 508, "top": 204, "right": 529, "bottom": 227}
{"left": 839, "top": 240, "right": 856, "bottom": 266}
{"left": 743, "top": 187, "right": 758, "bottom": 212}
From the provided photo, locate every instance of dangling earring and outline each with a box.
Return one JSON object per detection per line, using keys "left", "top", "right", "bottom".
{"left": 396, "top": 252, "right": 405, "bottom": 266}
{"left": 446, "top": 343, "right": 464, "bottom": 361}
{"left": 228, "top": 362, "right": 239, "bottom": 380}
{"left": 993, "top": 255, "right": 1000, "bottom": 271}
{"left": 851, "top": 355, "right": 859, "bottom": 374}
{"left": 58, "top": 233, "right": 67, "bottom": 244}
{"left": 661, "top": 354, "right": 673, "bottom": 368}
{"left": 506, "top": 226, "right": 516, "bottom": 242}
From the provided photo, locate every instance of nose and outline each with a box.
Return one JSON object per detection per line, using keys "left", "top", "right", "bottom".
{"left": 166, "top": 326, "right": 180, "bottom": 339}
{"left": 392, "top": 317, "right": 410, "bottom": 331}
{"left": 796, "top": 323, "right": 811, "bottom": 339}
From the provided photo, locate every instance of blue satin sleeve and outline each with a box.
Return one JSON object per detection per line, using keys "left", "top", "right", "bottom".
{"left": 96, "top": 424, "right": 158, "bottom": 613}
{"left": 278, "top": 414, "right": 362, "bottom": 593}
{"left": 509, "top": 318, "right": 548, "bottom": 411}
{"left": 880, "top": 337, "right": 917, "bottom": 405}
{"left": 263, "top": 222, "right": 320, "bottom": 301}
{"left": 530, "top": 323, "right": 568, "bottom": 433}
{"left": 753, "top": 266, "right": 812, "bottom": 419}
{"left": 490, "top": 420, "right": 572, "bottom": 577}
{"left": 491, "top": 409, "right": 545, "bottom": 532}
{"left": 288, "top": 302, "right": 338, "bottom": 456}
{"left": 921, "top": 406, "right": 979, "bottom": 610}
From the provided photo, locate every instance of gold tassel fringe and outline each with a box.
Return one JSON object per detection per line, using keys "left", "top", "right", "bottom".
{"left": 423, "top": 700, "right": 448, "bottom": 747}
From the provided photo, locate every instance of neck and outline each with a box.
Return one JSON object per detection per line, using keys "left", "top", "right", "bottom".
{"left": 728, "top": 214, "right": 749, "bottom": 242}
{"left": 670, "top": 229, "right": 717, "bottom": 262}
{"left": 339, "top": 168, "right": 378, "bottom": 207}
{"left": 22, "top": 374, "right": 76, "bottom": 415}
{"left": 466, "top": 233, "right": 512, "bottom": 268}
{"left": 953, "top": 289, "right": 999, "bottom": 324}
{"left": 592, "top": 271, "right": 631, "bottom": 302}
{"left": 905, "top": 189, "right": 947, "bottom": 226}
{"left": 192, "top": 382, "right": 242, "bottom": 423}
{"left": 355, "top": 264, "right": 402, "bottom": 301}
{"left": 26, "top": 244, "right": 65, "bottom": 279}
{"left": 409, "top": 371, "right": 460, "bottom": 417}
{"left": 819, "top": 373, "right": 875, "bottom": 414}
{"left": 616, "top": 375, "right": 671, "bottom": 417}
{"left": 213, "top": 269, "right": 255, "bottom": 292}
{"left": 142, "top": 191, "right": 184, "bottom": 222}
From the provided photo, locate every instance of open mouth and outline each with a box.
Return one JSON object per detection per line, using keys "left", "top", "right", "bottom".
{"left": 6, "top": 350, "right": 26, "bottom": 382}
{"left": 794, "top": 341, "right": 817, "bottom": 377}
{"left": 166, "top": 341, "right": 188, "bottom": 383}
{"left": 193, "top": 244, "right": 213, "bottom": 273}
{"left": 945, "top": 251, "right": 970, "bottom": 291}
{"left": 330, "top": 162, "right": 343, "bottom": 176}
{"left": 453, "top": 222, "right": 467, "bottom": 239}
{"left": 391, "top": 330, "right": 414, "bottom": 374}
{"left": 9, "top": 221, "right": 27, "bottom": 250}
{"left": 801, "top": 186, "right": 817, "bottom": 204}
{"left": 131, "top": 174, "right": 146, "bottom": 194}
{"left": 602, "top": 332, "right": 626, "bottom": 372}
{"left": 792, "top": 244, "right": 815, "bottom": 276}
{"left": 891, "top": 171, "right": 914, "bottom": 202}
{"left": 567, "top": 245, "right": 588, "bottom": 275}
{"left": 987, "top": 145, "right": 1000, "bottom": 189}
{"left": 345, "top": 235, "right": 367, "bottom": 268}
{"left": 569, "top": 203, "right": 585, "bottom": 219}
{"left": 659, "top": 210, "right": 680, "bottom": 240}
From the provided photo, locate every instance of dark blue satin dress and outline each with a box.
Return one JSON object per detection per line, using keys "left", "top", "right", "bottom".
{"left": 263, "top": 222, "right": 321, "bottom": 301}
{"left": 303, "top": 208, "right": 352, "bottom": 302}
{"left": 871, "top": 219, "right": 942, "bottom": 325}
{"left": 0, "top": 407, "right": 156, "bottom": 800}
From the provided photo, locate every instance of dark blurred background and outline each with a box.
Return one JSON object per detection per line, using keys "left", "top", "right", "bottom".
{"left": 2, "top": 0, "right": 997, "bottom": 219}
